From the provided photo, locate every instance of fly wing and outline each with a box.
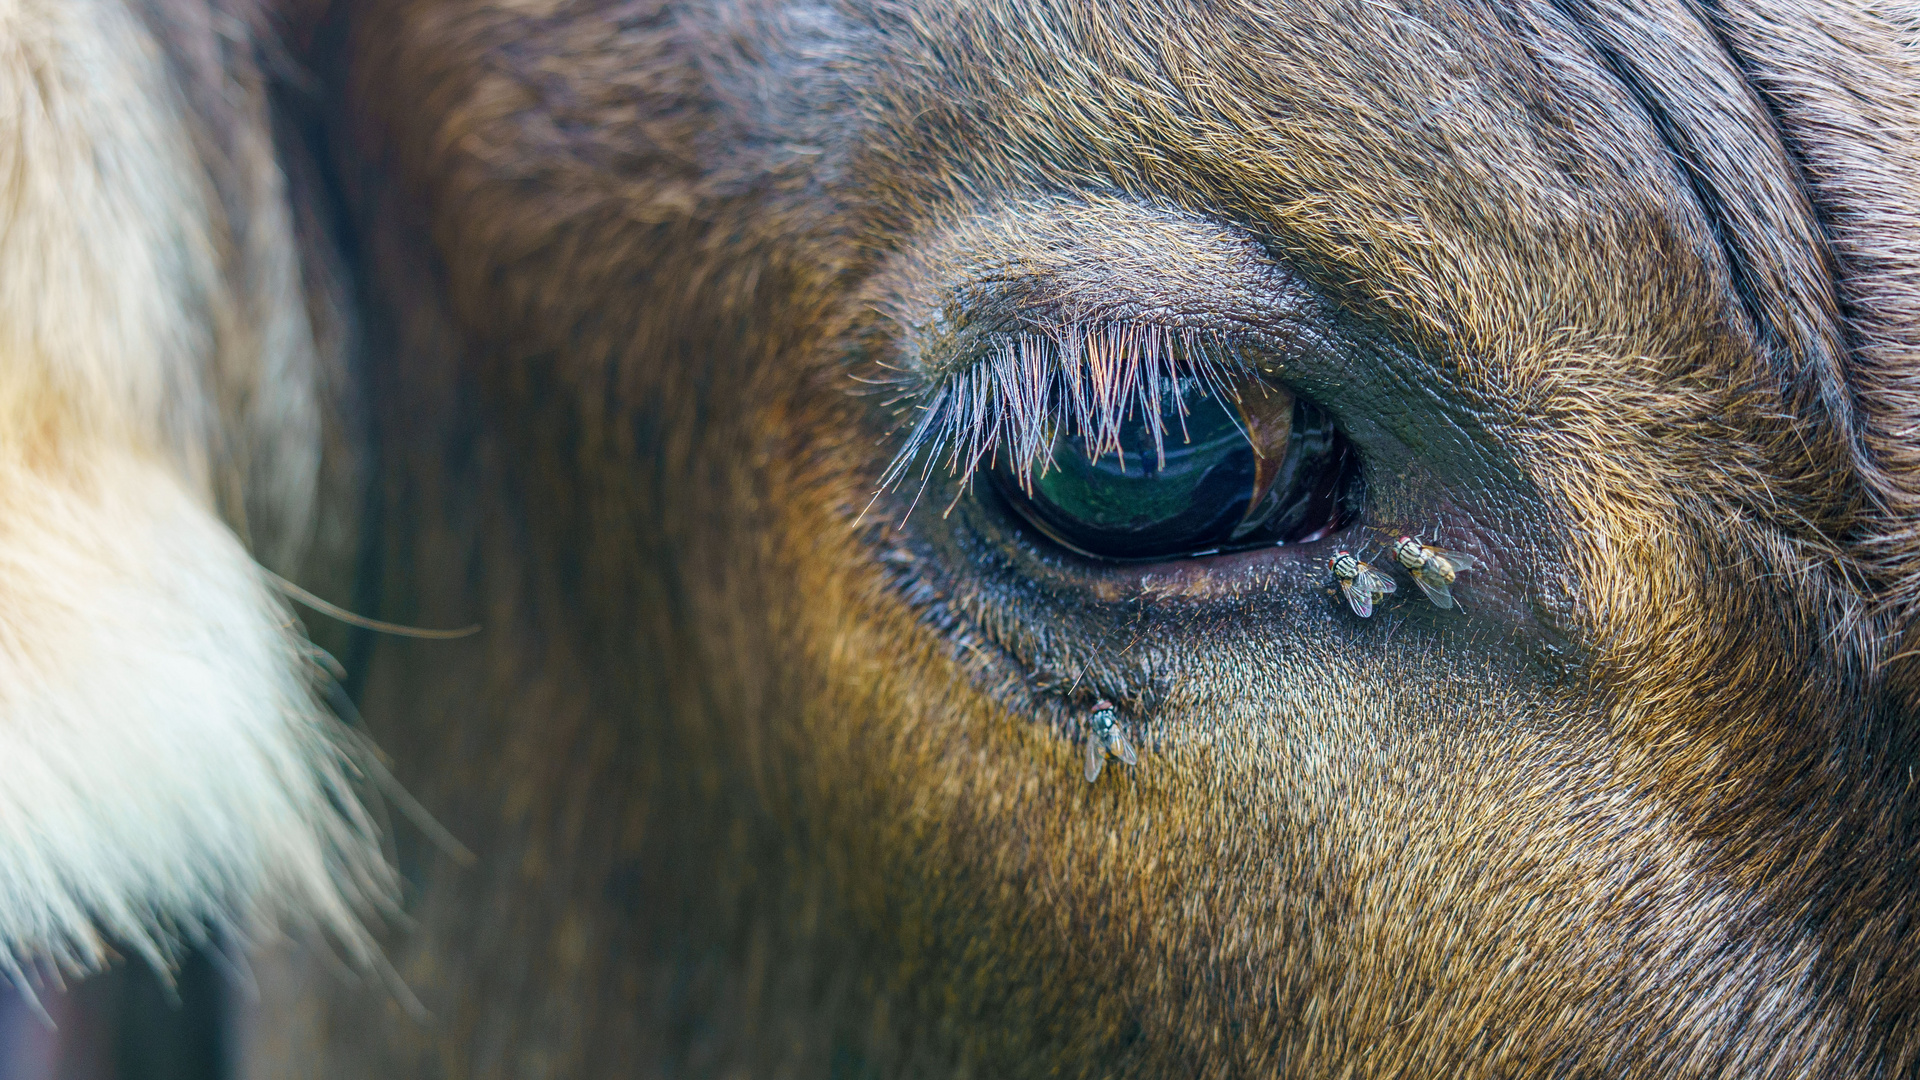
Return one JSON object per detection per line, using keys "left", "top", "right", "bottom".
{"left": 1430, "top": 547, "right": 1479, "bottom": 573}
{"left": 1411, "top": 566, "right": 1455, "bottom": 608}
{"left": 1085, "top": 735, "right": 1106, "bottom": 783}
{"left": 1338, "top": 577, "right": 1374, "bottom": 618}
{"left": 1110, "top": 727, "right": 1138, "bottom": 767}
{"left": 1357, "top": 565, "right": 1397, "bottom": 597}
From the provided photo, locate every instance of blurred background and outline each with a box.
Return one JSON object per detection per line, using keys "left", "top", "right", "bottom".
{"left": 0, "top": 951, "right": 226, "bottom": 1080}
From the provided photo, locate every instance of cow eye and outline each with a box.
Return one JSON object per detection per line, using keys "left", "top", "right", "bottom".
{"left": 992, "top": 375, "right": 1358, "bottom": 562}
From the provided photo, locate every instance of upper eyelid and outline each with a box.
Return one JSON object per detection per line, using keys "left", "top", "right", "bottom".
{"left": 870, "top": 273, "right": 1320, "bottom": 413}
{"left": 874, "top": 318, "right": 1276, "bottom": 497}
{"left": 864, "top": 198, "right": 1307, "bottom": 368}
{"left": 854, "top": 198, "right": 1479, "bottom": 502}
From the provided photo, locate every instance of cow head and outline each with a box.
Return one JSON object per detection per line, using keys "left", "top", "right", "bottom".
{"left": 5, "top": 1, "right": 1920, "bottom": 1075}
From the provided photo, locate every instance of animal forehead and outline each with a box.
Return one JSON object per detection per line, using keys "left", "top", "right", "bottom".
{"left": 373, "top": 0, "right": 1840, "bottom": 412}
{"left": 842, "top": 0, "right": 1825, "bottom": 372}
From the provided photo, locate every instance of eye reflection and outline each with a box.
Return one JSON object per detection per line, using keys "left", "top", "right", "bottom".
{"left": 994, "top": 376, "right": 1354, "bottom": 561}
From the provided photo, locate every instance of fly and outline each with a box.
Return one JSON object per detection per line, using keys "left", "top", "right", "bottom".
{"left": 1329, "top": 549, "right": 1395, "bottom": 618}
{"left": 1393, "top": 535, "right": 1480, "bottom": 609}
{"left": 1084, "top": 698, "right": 1137, "bottom": 783}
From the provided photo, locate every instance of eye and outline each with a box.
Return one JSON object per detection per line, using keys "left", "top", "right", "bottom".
{"left": 993, "top": 374, "right": 1358, "bottom": 561}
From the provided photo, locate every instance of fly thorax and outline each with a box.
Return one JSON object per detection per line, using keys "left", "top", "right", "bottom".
{"left": 1394, "top": 537, "right": 1424, "bottom": 569}
{"left": 1088, "top": 703, "right": 1118, "bottom": 740}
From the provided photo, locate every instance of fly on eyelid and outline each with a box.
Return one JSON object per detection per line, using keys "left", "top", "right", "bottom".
{"left": 1393, "top": 535, "right": 1480, "bottom": 609}
{"left": 1329, "top": 549, "right": 1395, "bottom": 618}
{"left": 1084, "top": 698, "right": 1137, "bottom": 783}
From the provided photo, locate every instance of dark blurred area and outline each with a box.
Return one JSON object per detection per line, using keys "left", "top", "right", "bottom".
{"left": 0, "top": 950, "right": 225, "bottom": 1080}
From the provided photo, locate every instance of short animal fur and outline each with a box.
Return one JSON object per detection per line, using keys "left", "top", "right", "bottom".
{"left": 6, "top": 0, "right": 1920, "bottom": 1076}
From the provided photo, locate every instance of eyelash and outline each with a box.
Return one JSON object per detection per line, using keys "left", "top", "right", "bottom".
{"left": 877, "top": 321, "right": 1259, "bottom": 499}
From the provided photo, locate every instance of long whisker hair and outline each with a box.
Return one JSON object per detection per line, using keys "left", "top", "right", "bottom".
{"left": 876, "top": 322, "right": 1251, "bottom": 507}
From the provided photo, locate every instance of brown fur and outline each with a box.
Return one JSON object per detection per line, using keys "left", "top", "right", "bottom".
{"left": 61, "top": 0, "right": 1920, "bottom": 1074}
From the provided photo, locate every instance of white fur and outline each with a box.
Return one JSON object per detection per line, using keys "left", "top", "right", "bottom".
{"left": 0, "top": 454, "right": 382, "bottom": 973}
{"left": 0, "top": 0, "right": 386, "bottom": 975}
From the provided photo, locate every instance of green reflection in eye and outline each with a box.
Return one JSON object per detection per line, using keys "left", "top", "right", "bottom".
{"left": 1018, "top": 381, "right": 1264, "bottom": 559}
{"left": 992, "top": 372, "right": 1350, "bottom": 562}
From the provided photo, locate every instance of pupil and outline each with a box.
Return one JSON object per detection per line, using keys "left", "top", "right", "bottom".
{"left": 1015, "top": 380, "right": 1259, "bottom": 560}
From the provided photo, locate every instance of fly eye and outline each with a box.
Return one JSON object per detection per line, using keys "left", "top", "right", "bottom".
{"left": 993, "top": 375, "right": 1358, "bottom": 561}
